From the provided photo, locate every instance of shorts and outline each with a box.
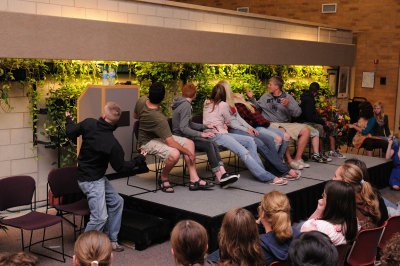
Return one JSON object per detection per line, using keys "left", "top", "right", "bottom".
{"left": 140, "top": 135, "right": 188, "bottom": 161}
{"left": 270, "top": 122, "right": 306, "bottom": 141}
{"left": 305, "top": 124, "right": 320, "bottom": 138}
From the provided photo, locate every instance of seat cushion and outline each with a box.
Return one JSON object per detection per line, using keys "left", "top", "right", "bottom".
{"left": 55, "top": 199, "right": 90, "bottom": 216}
{"left": 1, "top": 211, "right": 61, "bottom": 230}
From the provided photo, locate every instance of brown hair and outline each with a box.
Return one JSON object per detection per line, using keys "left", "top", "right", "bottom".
{"left": 270, "top": 77, "right": 284, "bottom": 90}
{"left": 170, "top": 220, "right": 208, "bottom": 266}
{"left": 381, "top": 233, "right": 400, "bottom": 266}
{"left": 0, "top": 252, "right": 39, "bottom": 266}
{"left": 182, "top": 83, "right": 197, "bottom": 99}
{"left": 218, "top": 208, "right": 265, "bottom": 266}
{"left": 337, "top": 163, "right": 381, "bottom": 224}
{"left": 209, "top": 83, "right": 227, "bottom": 112}
{"left": 103, "top": 102, "right": 121, "bottom": 125}
{"left": 74, "top": 230, "right": 112, "bottom": 266}
{"left": 218, "top": 80, "right": 235, "bottom": 108}
{"left": 259, "top": 191, "right": 292, "bottom": 244}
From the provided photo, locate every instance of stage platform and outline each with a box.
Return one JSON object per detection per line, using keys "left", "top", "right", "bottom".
{"left": 111, "top": 152, "right": 391, "bottom": 251}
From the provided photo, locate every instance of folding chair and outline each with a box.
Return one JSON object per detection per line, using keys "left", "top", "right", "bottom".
{"left": 0, "top": 175, "right": 65, "bottom": 262}
{"left": 379, "top": 215, "right": 400, "bottom": 250}
{"left": 346, "top": 224, "right": 385, "bottom": 265}
{"left": 47, "top": 166, "right": 90, "bottom": 240}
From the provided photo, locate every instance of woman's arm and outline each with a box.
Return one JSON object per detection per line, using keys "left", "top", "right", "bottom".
{"left": 385, "top": 136, "right": 395, "bottom": 159}
{"left": 384, "top": 115, "right": 391, "bottom": 137}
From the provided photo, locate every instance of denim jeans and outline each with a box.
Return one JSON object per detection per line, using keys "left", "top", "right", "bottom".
{"left": 257, "top": 127, "right": 289, "bottom": 160}
{"left": 191, "top": 136, "right": 224, "bottom": 173}
{"left": 230, "top": 129, "right": 290, "bottom": 176}
{"left": 78, "top": 177, "right": 124, "bottom": 242}
{"left": 211, "top": 133, "right": 276, "bottom": 182}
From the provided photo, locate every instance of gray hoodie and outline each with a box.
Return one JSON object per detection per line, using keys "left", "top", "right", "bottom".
{"left": 171, "top": 96, "right": 207, "bottom": 138}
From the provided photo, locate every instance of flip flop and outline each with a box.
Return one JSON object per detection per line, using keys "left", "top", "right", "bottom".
{"left": 270, "top": 178, "right": 287, "bottom": 186}
{"left": 282, "top": 170, "right": 301, "bottom": 181}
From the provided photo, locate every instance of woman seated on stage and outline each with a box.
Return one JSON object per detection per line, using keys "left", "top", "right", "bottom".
{"left": 209, "top": 208, "right": 265, "bottom": 266}
{"left": 218, "top": 80, "right": 300, "bottom": 180}
{"left": 73, "top": 230, "right": 113, "bottom": 266}
{"left": 373, "top": 101, "right": 391, "bottom": 139}
{"left": 203, "top": 83, "right": 287, "bottom": 185}
{"left": 333, "top": 162, "right": 386, "bottom": 229}
{"left": 301, "top": 180, "right": 358, "bottom": 246}
{"left": 170, "top": 220, "right": 212, "bottom": 266}
{"left": 349, "top": 101, "right": 388, "bottom": 156}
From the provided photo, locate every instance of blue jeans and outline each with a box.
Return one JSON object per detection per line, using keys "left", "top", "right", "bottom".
{"left": 257, "top": 127, "right": 289, "bottom": 160}
{"left": 211, "top": 133, "right": 276, "bottom": 182}
{"left": 230, "top": 129, "right": 290, "bottom": 176}
{"left": 78, "top": 177, "right": 124, "bottom": 242}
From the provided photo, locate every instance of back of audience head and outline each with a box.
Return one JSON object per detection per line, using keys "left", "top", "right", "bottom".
{"left": 0, "top": 252, "right": 39, "bottom": 266}
{"left": 333, "top": 162, "right": 381, "bottom": 223}
{"left": 182, "top": 83, "right": 197, "bottom": 99}
{"left": 73, "top": 230, "right": 113, "bottom": 266}
{"left": 309, "top": 82, "right": 320, "bottom": 95}
{"left": 209, "top": 84, "right": 226, "bottom": 111}
{"left": 259, "top": 190, "right": 292, "bottom": 243}
{"left": 170, "top": 220, "right": 208, "bottom": 266}
{"left": 344, "top": 158, "right": 370, "bottom": 181}
{"left": 288, "top": 231, "right": 338, "bottom": 266}
{"left": 381, "top": 233, "right": 400, "bottom": 266}
{"left": 218, "top": 207, "right": 265, "bottom": 266}
{"left": 322, "top": 180, "right": 358, "bottom": 242}
{"left": 103, "top": 102, "right": 121, "bottom": 125}
{"left": 149, "top": 82, "right": 166, "bottom": 104}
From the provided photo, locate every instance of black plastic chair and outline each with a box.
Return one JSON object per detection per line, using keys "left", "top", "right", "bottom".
{"left": 47, "top": 166, "right": 90, "bottom": 240}
{"left": 0, "top": 175, "right": 65, "bottom": 262}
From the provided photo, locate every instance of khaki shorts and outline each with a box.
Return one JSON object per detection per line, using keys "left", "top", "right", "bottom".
{"left": 270, "top": 122, "right": 306, "bottom": 141}
{"left": 140, "top": 135, "right": 189, "bottom": 161}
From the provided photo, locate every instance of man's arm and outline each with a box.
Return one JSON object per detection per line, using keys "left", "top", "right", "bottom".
{"left": 285, "top": 94, "right": 302, "bottom": 118}
{"left": 65, "top": 112, "right": 83, "bottom": 140}
{"left": 165, "top": 136, "right": 195, "bottom": 162}
{"left": 245, "top": 88, "right": 263, "bottom": 111}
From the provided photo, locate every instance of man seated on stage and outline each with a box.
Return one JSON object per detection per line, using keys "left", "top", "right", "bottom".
{"left": 298, "top": 82, "right": 345, "bottom": 160}
{"left": 246, "top": 76, "right": 325, "bottom": 170}
{"left": 133, "top": 82, "right": 214, "bottom": 193}
{"left": 66, "top": 102, "right": 148, "bottom": 252}
{"left": 172, "top": 83, "right": 239, "bottom": 188}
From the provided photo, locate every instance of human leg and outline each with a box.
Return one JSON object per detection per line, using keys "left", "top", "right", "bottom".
{"left": 264, "top": 125, "right": 289, "bottom": 159}
{"left": 102, "top": 178, "right": 124, "bottom": 242}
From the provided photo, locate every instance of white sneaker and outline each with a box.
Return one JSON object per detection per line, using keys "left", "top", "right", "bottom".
{"left": 297, "top": 159, "right": 310, "bottom": 168}
{"left": 289, "top": 161, "right": 304, "bottom": 170}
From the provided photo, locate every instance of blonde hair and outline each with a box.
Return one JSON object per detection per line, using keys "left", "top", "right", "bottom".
{"left": 233, "top": 93, "right": 256, "bottom": 113}
{"left": 74, "top": 231, "right": 112, "bottom": 266}
{"left": 259, "top": 191, "right": 292, "bottom": 243}
{"left": 170, "top": 220, "right": 208, "bottom": 266}
{"left": 217, "top": 80, "right": 235, "bottom": 108}
{"left": 103, "top": 102, "right": 121, "bottom": 125}
{"left": 373, "top": 102, "right": 385, "bottom": 123}
{"left": 338, "top": 163, "right": 381, "bottom": 223}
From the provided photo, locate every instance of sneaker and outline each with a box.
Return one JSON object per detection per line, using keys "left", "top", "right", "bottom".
{"left": 320, "top": 152, "right": 332, "bottom": 162}
{"left": 219, "top": 173, "right": 239, "bottom": 189}
{"left": 297, "top": 159, "right": 310, "bottom": 168}
{"left": 328, "top": 150, "right": 346, "bottom": 159}
{"left": 289, "top": 161, "right": 304, "bottom": 170}
{"left": 111, "top": 241, "right": 124, "bottom": 252}
{"left": 312, "top": 153, "right": 327, "bottom": 163}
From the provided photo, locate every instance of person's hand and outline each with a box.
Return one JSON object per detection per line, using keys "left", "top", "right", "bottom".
{"left": 246, "top": 129, "right": 255, "bottom": 135}
{"left": 201, "top": 132, "right": 216, "bottom": 138}
{"left": 280, "top": 96, "right": 289, "bottom": 107}
{"left": 348, "top": 124, "right": 355, "bottom": 129}
{"left": 325, "top": 121, "right": 332, "bottom": 128}
{"left": 250, "top": 128, "right": 259, "bottom": 136}
{"left": 140, "top": 150, "right": 148, "bottom": 156}
{"left": 388, "top": 135, "right": 394, "bottom": 145}
{"left": 315, "top": 198, "right": 326, "bottom": 217}
{"left": 223, "top": 123, "right": 228, "bottom": 130}
{"left": 207, "top": 124, "right": 219, "bottom": 131}
{"left": 245, "top": 88, "right": 254, "bottom": 99}
{"left": 65, "top": 111, "right": 73, "bottom": 120}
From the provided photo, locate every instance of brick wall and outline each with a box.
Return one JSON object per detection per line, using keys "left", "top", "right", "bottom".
{"left": 172, "top": 0, "right": 400, "bottom": 131}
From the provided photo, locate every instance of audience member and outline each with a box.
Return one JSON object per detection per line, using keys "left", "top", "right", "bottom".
{"left": 386, "top": 135, "right": 400, "bottom": 190}
{"left": 219, "top": 80, "right": 300, "bottom": 180}
{"left": 134, "top": 82, "right": 213, "bottom": 192}
{"left": 203, "top": 83, "right": 286, "bottom": 185}
{"left": 301, "top": 180, "right": 358, "bottom": 245}
{"left": 333, "top": 162, "right": 385, "bottom": 229}
{"left": 298, "top": 82, "right": 345, "bottom": 160}
{"left": 170, "top": 220, "right": 212, "bottom": 266}
{"left": 288, "top": 231, "right": 338, "bottom": 266}
{"left": 381, "top": 233, "right": 400, "bottom": 266}
{"left": 171, "top": 83, "right": 238, "bottom": 188}
{"left": 246, "top": 77, "right": 317, "bottom": 169}
{"left": 216, "top": 208, "right": 265, "bottom": 266}
{"left": 349, "top": 101, "right": 388, "bottom": 156}
{"left": 258, "top": 191, "right": 300, "bottom": 265}
{"left": 73, "top": 230, "right": 113, "bottom": 266}
{"left": 0, "top": 252, "right": 39, "bottom": 266}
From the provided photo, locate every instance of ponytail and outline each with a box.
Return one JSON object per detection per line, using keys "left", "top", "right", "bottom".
{"left": 360, "top": 181, "right": 381, "bottom": 223}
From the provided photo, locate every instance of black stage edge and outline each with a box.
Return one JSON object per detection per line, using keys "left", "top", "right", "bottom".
{"left": 112, "top": 153, "right": 390, "bottom": 252}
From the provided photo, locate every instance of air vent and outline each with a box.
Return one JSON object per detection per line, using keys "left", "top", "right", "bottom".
{"left": 322, "top": 3, "right": 337, "bottom": 13}
{"left": 237, "top": 7, "right": 249, "bottom": 13}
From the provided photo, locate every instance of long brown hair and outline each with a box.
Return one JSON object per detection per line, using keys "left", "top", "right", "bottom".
{"left": 170, "top": 220, "right": 208, "bottom": 266}
{"left": 337, "top": 163, "right": 381, "bottom": 224}
{"left": 259, "top": 191, "right": 292, "bottom": 244}
{"left": 218, "top": 208, "right": 264, "bottom": 266}
{"left": 74, "top": 231, "right": 112, "bottom": 266}
{"left": 209, "top": 83, "right": 227, "bottom": 112}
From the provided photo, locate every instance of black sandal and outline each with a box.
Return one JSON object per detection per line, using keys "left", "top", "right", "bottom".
{"left": 189, "top": 179, "right": 214, "bottom": 191}
{"left": 159, "top": 179, "right": 174, "bottom": 193}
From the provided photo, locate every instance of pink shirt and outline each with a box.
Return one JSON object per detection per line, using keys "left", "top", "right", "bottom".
{"left": 203, "top": 100, "right": 231, "bottom": 134}
{"left": 301, "top": 219, "right": 347, "bottom": 246}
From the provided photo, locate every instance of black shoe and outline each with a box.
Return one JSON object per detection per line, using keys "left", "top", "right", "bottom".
{"left": 219, "top": 173, "right": 239, "bottom": 189}
{"left": 312, "top": 153, "right": 327, "bottom": 163}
